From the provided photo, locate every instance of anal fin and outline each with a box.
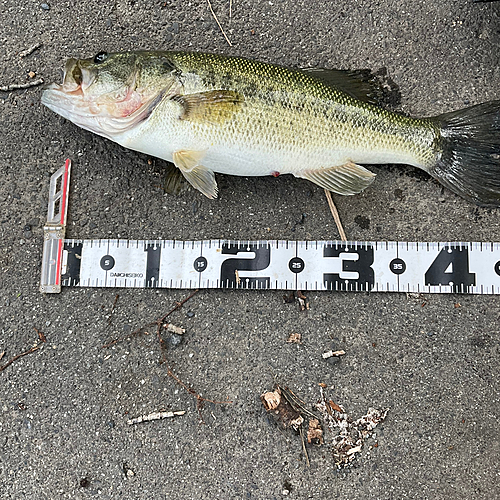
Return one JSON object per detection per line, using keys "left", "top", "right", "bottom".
{"left": 296, "top": 162, "right": 376, "bottom": 195}
{"left": 173, "top": 150, "right": 218, "bottom": 199}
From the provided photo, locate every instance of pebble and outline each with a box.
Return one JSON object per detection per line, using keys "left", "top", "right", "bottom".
{"left": 41, "top": 3, "right": 50, "bottom": 10}
{"left": 186, "top": 311, "right": 195, "bottom": 318}
{"left": 166, "top": 334, "right": 183, "bottom": 348}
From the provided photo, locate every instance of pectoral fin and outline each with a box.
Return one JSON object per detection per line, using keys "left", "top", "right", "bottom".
{"left": 296, "top": 162, "right": 376, "bottom": 195}
{"left": 173, "top": 150, "right": 218, "bottom": 199}
{"left": 172, "top": 90, "right": 244, "bottom": 124}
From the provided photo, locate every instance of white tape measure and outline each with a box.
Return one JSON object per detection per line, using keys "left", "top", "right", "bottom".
{"left": 40, "top": 161, "right": 500, "bottom": 295}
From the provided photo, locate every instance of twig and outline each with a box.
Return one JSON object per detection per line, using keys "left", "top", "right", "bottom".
{"left": 107, "top": 294, "right": 119, "bottom": 325}
{"left": 19, "top": 42, "right": 43, "bottom": 58}
{"left": 229, "top": 0, "right": 233, "bottom": 19}
{"left": 0, "top": 78, "right": 44, "bottom": 92}
{"left": 207, "top": 0, "right": 233, "bottom": 46}
{"left": 299, "top": 426, "right": 311, "bottom": 467}
{"left": 0, "top": 328, "right": 46, "bottom": 373}
{"left": 0, "top": 352, "right": 4, "bottom": 361}
{"left": 324, "top": 189, "right": 347, "bottom": 241}
{"left": 102, "top": 289, "right": 231, "bottom": 420}
{"left": 127, "top": 410, "right": 186, "bottom": 425}
{"left": 102, "top": 289, "right": 198, "bottom": 348}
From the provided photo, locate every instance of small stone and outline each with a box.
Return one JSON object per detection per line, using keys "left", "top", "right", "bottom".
{"left": 172, "top": 22, "right": 179, "bottom": 33}
{"left": 89, "top": 222, "right": 98, "bottom": 230}
{"left": 107, "top": 420, "right": 115, "bottom": 428}
{"left": 28, "top": 71, "right": 36, "bottom": 79}
{"left": 166, "top": 334, "right": 183, "bottom": 348}
{"left": 186, "top": 311, "right": 195, "bottom": 318}
{"left": 41, "top": 3, "right": 50, "bottom": 10}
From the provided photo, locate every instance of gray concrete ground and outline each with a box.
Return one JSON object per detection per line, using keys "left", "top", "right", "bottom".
{"left": 1, "top": 1, "right": 500, "bottom": 498}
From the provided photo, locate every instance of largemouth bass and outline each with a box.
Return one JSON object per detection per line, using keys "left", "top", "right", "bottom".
{"left": 42, "top": 51, "right": 500, "bottom": 206}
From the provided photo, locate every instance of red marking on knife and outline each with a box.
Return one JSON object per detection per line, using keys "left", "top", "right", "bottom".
{"left": 55, "top": 238, "right": 63, "bottom": 285}
{"left": 59, "top": 159, "right": 70, "bottom": 225}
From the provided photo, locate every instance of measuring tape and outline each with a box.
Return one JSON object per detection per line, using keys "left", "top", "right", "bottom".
{"left": 40, "top": 161, "right": 500, "bottom": 295}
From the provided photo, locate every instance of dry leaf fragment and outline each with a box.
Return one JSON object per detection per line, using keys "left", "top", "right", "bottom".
{"left": 261, "top": 390, "right": 281, "bottom": 411}
{"left": 286, "top": 332, "right": 302, "bottom": 344}
{"left": 328, "top": 400, "right": 344, "bottom": 413}
{"left": 307, "top": 418, "right": 324, "bottom": 444}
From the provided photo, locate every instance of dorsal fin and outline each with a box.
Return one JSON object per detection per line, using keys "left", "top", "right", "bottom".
{"left": 302, "top": 67, "right": 401, "bottom": 108}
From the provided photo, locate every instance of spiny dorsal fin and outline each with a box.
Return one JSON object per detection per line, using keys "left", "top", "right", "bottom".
{"left": 172, "top": 90, "right": 244, "bottom": 124}
{"left": 296, "top": 162, "right": 376, "bottom": 195}
{"left": 302, "top": 68, "right": 400, "bottom": 108}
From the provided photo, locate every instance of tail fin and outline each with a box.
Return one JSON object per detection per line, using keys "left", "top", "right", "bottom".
{"left": 430, "top": 100, "right": 500, "bottom": 206}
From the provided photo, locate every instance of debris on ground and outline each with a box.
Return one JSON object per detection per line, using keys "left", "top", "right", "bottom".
{"left": 282, "top": 291, "right": 310, "bottom": 311}
{"left": 127, "top": 410, "right": 186, "bottom": 425}
{"left": 0, "top": 327, "right": 46, "bottom": 373}
{"left": 19, "top": 42, "right": 43, "bottom": 58}
{"left": 163, "top": 323, "right": 185, "bottom": 335}
{"left": 316, "top": 385, "right": 389, "bottom": 467}
{"left": 307, "top": 418, "right": 324, "bottom": 444}
{"left": 261, "top": 383, "right": 388, "bottom": 468}
{"left": 322, "top": 349, "right": 346, "bottom": 359}
{"left": 296, "top": 291, "right": 310, "bottom": 311}
{"left": 286, "top": 332, "right": 302, "bottom": 344}
{"left": 102, "top": 290, "right": 231, "bottom": 422}
{"left": 261, "top": 384, "right": 323, "bottom": 466}
{"left": 0, "top": 78, "right": 44, "bottom": 92}
{"left": 261, "top": 387, "right": 304, "bottom": 430}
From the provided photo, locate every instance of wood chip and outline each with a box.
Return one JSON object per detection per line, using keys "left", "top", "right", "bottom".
{"left": 286, "top": 332, "right": 302, "bottom": 344}
{"left": 0, "top": 78, "right": 44, "bottom": 92}
{"left": 163, "top": 323, "right": 185, "bottom": 335}
{"left": 127, "top": 410, "right": 186, "bottom": 425}
{"left": 19, "top": 42, "right": 42, "bottom": 58}
{"left": 322, "top": 349, "right": 346, "bottom": 359}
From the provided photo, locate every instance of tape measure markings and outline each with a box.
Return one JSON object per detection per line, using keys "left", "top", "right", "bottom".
{"left": 53, "top": 238, "right": 500, "bottom": 294}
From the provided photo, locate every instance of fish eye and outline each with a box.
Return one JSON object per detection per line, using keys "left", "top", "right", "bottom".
{"left": 93, "top": 51, "right": 108, "bottom": 64}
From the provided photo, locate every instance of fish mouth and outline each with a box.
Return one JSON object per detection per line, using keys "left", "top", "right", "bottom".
{"left": 41, "top": 58, "right": 150, "bottom": 140}
{"left": 41, "top": 59, "right": 98, "bottom": 131}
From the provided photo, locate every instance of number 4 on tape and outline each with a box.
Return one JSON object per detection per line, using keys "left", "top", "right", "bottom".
{"left": 40, "top": 162, "right": 500, "bottom": 294}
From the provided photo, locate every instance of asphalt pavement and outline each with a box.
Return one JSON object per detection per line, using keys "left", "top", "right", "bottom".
{"left": 1, "top": 1, "right": 500, "bottom": 498}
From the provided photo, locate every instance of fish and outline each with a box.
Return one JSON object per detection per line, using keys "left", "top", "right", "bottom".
{"left": 41, "top": 50, "right": 500, "bottom": 206}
